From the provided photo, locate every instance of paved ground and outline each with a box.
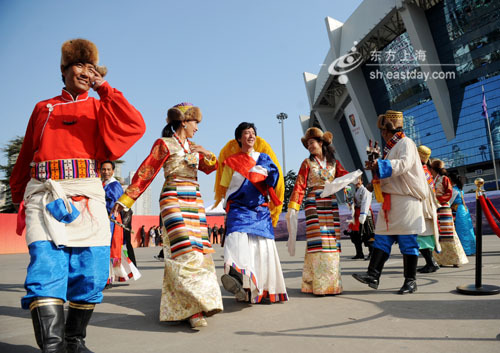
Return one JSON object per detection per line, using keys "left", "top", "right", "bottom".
{"left": 1, "top": 236, "right": 500, "bottom": 353}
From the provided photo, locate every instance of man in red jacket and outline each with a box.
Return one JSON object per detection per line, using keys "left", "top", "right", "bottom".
{"left": 10, "top": 38, "right": 145, "bottom": 353}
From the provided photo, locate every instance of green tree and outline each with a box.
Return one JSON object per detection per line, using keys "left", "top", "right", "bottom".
{"left": 282, "top": 169, "right": 298, "bottom": 212}
{"left": 0, "top": 136, "right": 24, "bottom": 213}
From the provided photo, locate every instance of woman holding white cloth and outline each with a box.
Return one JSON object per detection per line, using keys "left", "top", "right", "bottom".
{"left": 286, "top": 127, "right": 351, "bottom": 296}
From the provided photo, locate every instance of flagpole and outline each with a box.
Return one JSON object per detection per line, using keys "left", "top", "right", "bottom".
{"left": 482, "top": 85, "right": 499, "bottom": 191}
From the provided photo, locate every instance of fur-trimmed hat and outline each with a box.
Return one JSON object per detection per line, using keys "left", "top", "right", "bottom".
{"left": 377, "top": 110, "right": 403, "bottom": 130}
{"left": 301, "top": 127, "right": 333, "bottom": 149}
{"left": 166, "top": 102, "right": 202, "bottom": 124}
{"left": 418, "top": 145, "right": 431, "bottom": 164}
{"left": 431, "top": 158, "right": 445, "bottom": 171}
{"left": 61, "top": 39, "right": 107, "bottom": 77}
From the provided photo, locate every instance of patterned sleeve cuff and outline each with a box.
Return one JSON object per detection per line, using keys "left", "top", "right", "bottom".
{"left": 117, "top": 193, "right": 135, "bottom": 209}
{"left": 204, "top": 152, "right": 217, "bottom": 166}
{"left": 288, "top": 201, "right": 301, "bottom": 211}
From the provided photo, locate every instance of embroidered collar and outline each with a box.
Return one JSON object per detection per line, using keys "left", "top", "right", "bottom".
{"left": 61, "top": 89, "right": 89, "bottom": 102}
{"left": 383, "top": 131, "right": 405, "bottom": 158}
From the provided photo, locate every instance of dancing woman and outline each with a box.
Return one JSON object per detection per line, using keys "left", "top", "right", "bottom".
{"left": 415, "top": 146, "right": 441, "bottom": 273}
{"left": 449, "top": 173, "right": 476, "bottom": 256}
{"left": 287, "top": 127, "right": 349, "bottom": 295}
{"left": 430, "top": 159, "right": 468, "bottom": 267}
{"left": 113, "top": 103, "right": 223, "bottom": 328}
{"left": 214, "top": 122, "right": 288, "bottom": 304}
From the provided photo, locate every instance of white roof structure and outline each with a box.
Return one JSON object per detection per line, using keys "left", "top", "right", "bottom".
{"left": 205, "top": 202, "right": 226, "bottom": 215}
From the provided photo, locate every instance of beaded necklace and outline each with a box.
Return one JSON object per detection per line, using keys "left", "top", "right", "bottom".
{"left": 173, "top": 132, "right": 199, "bottom": 168}
{"left": 313, "top": 155, "right": 330, "bottom": 180}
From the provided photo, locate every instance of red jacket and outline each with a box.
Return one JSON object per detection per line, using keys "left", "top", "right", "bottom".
{"left": 10, "top": 82, "right": 145, "bottom": 204}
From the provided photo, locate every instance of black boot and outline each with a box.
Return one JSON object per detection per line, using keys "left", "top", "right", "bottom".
{"left": 350, "top": 231, "right": 364, "bottom": 259}
{"left": 352, "top": 248, "right": 389, "bottom": 289}
{"left": 65, "top": 302, "right": 95, "bottom": 353}
{"left": 352, "top": 241, "right": 365, "bottom": 259}
{"left": 221, "top": 267, "right": 247, "bottom": 301}
{"left": 365, "top": 245, "right": 373, "bottom": 260}
{"left": 417, "top": 248, "right": 439, "bottom": 273}
{"left": 29, "top": 298, "right": 66, "bottom": 353}
{"left": 398, "top": 254, "right": 418, "bottom": 294}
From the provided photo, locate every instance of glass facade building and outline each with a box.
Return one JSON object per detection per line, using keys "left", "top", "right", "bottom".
{"left": 361, "top": 0, "right": 500, "bottom": 186}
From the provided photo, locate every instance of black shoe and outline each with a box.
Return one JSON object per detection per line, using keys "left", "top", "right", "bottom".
{"left": 399, "top": 254, "right": 418, "bottom": 294}
{"left": 154, "top": 255, "right": 164, "bottom": 261}
{"left": 418, "top": 249, "right": 439, "bottom": 273}
{"left": 30, "top": 298, "right": 66, "bottom": 353}
{"left": 398, "top": 279, "right": 417, "bottom": 294}
{"left": 221, "top": 274, "right": 247, "bottom": 301}
{"left": 352, "top": 248, "right": 389, "bottom": 290}
{"left": 351, "top": 255, "right": 365, "bottom": 260}
{"left": 66, "top": 302, "right": 95, "bottom": 353}
{"left": 417, "top": 264, "right": 439, "bottom": 273}
{"left": 352, "top": 273, "right": 380, "bottom": 289}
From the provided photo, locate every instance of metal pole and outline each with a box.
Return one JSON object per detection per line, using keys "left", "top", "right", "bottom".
{"left": 475, "top": 182, "right": 483, "bottom": 289}
{"left": 276, "top": 113, "right": 288, "bottom": 174}
{"left": 281, "top": 118, "right": 286, "bottom": 174}
{"left": 483, "top": 85, "right": 499, "bottom": 191}
{"left": 456, "top": 178, "right": 500, "bottom": 295}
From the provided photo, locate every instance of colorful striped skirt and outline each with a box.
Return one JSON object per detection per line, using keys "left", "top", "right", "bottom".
{"left": 302, "top": 187, "right": 342, "bottom": 295}
{"left": 435, "top": 205, "right": 468, "bottom": 266}
{"left": 304, "top": 188, "right": 341, "bottom": 253}
{"left": 159, "top": 178, "right": 214, "bottom": 258}
{"left": 437, "top": 206, "right": 454, "bottom": 241}
{"left": 158, "top": 178, "right": 222, "bottom": 321}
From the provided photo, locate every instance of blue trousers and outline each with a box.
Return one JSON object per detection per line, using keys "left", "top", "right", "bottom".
{"left": 22, "top": 241, "right": 110, "bottom": 309}
{"left": 373, "top": 234, "right": 419, "bottom": 256}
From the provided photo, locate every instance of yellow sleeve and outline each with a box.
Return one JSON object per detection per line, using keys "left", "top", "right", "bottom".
{"left": 117, "top": 193, "right": 135, "bottom": 209}
{"left": 204, "top": 152, "right": 217, "bottom": 166}
{"left": 220, "top": 165, "right": 234, "bottom": 188}
{"left": 288, "top": 201, "right": 301, "bottom": 211}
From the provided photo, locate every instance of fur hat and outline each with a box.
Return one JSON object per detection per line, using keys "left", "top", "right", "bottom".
{"left": 301, "top": 127, "right": 333, "bottom": 149}
{"left": 377, "top": 110, "right": 403, "bottom": 130}
{"left": 166, "top": 102, "right": 202, "bottom": 124}
{"left": 417, "top": 145, "right": 431, "bottom": 164}
{"left": 431, "top": 159, "right": 445, "bottom": 171}
{"left": 61, "top": 39, "right": 107, "bottom": 77}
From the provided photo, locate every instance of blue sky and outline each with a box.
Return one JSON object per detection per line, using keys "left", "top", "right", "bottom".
{"left": 0, "top": 0, "right": 362, "bottom": 214}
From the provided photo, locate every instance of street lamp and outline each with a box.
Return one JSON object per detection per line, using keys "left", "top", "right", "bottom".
{"left": 276, "top": 112, "right": 288, "bottom": 174}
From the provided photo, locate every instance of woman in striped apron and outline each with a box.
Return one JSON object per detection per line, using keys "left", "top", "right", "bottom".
{"left": 430, "top": 159, "right": 468, "bottom": 267}
{"left": 113, "top": 103, "right": 223, "bottom": 328}
{"left": 287, "top": 127, "right": 349, "bottom": 295}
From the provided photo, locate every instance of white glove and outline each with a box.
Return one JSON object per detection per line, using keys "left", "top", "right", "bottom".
{"left": 286, "top": 209, "right": 298, "bottom": 256}
{"left": 359, "top": 213, "right": 367, "bottom": 225}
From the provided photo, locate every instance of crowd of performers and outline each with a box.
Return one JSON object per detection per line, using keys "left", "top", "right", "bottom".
{"left": 9, "top": 38, "right": 477, "bottom": 352}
